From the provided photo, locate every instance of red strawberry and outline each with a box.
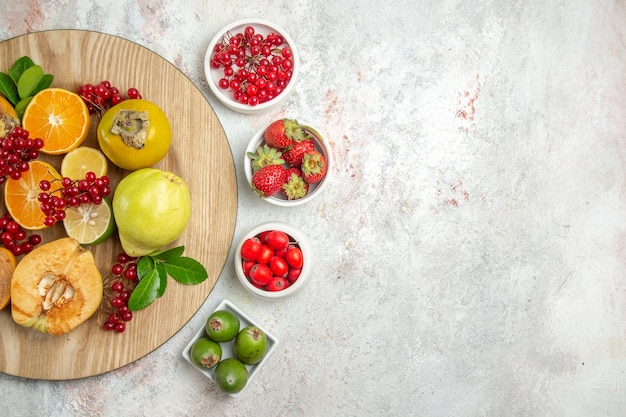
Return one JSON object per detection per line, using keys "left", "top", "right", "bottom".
{"left": 264, "top": 118, "right": 307, "bottom": 149}
{"left": 251, "top": 164, "right": 288, "bottom": 197}
{"left": 283, "top": 139, "right": 315, "bottom": 167}
{"left": 247, "top": 144, "right": 284, "bottom": 173}
{"left": 282, "top": 168, "right": 309, "bottom": 200}
{"left": 301, "top": 150, "right": 327, "bottom": 184}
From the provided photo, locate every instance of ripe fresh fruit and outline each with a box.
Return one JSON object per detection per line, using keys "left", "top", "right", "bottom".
{"left": 267, "top": 276, "right": 289, "bottom": 291}
{"left": 287, "top": 267, "right": 301, "bottom": 283}
{"left": 0, "top": 96, "right": 19, "bottom": 137}
{"left": 250, "top": 164, "right": 288, "bottom": 197}
{"left": 97, "top": 99, "right": 172, "bottom": 171}
{"left": 63, "top": 198, "right": 116, "bottom": 245}
{"left": 239, "top": 229, "right": 305, "bottom": 292}
{"left": 0, "top": 127, "right": 45, "bottom": 185}
{"left": 269, "top": 255, "right": 289, "bottom": 277}
{"left": 77, "top": 81, "right": 142, "bottom": 115}
{"left": 113, "top": 168, "right": 191, "bottom": 257}
{"left": 21, "top": 88, "right": 90, "bottom": 155}
{"left": 190, "top": 337, "right": 222, "bottom": 369}
{"left": 4, "top": 160, "right": 61, "bottom": 230}
{"left": 285, "top": 246, "right": 303, "bottom": 268}
{"left": 247, "top": 144, "right": 284, "bottom": 173}
{"left": 282, "top": 139, "right": 314, "bottom": 167}
{"left": 240, "top": 237, "right": 262, "bottom": 261}
{"left": 256, "top": 244, "right": 274, "bottom": 265}
{"left": 265, "top": 230, "right": 289, "bottom": 251}
{"left": 60, "top": 146, "right": 108, "bottom": 179}
{"left": 213, "top": 358, "right": 249, "bottom": 394}
{"left": 205, "top": 309, "right": 240, "bottom": 343}
{"left": 211, "top": 25, "right": 294, "bottom": 107}
{"left": 282, "top": 168, "right": 309, "bottom": 200}
{"left": 0, "top": 247, "right": 17, "bottom": 310}
{"left": 234, "top": 325, "right": 268, "bottom": 365}
{"left": 248, "top": 263, "right": 272, "bottom": 286}
{"left": 264, "top": 119, "right": 307, "bottom": 149}
{"left": 11, "top": 237, "right": 103, "bottom": 335}
{"left": 301, "top": 150, "right": 327, "bottom": 184}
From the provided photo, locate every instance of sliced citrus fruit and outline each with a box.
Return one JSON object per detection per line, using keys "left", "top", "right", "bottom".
{"left": 63, "top": 198, "right": 115, "bottom": 245}
{"left": 60, "top": 146, "right": 108, "bottom": 179}
{"left": 21, "top": 88, "right": 90, "bottom": 155}
{"left": 4, "top": 160, "right": 61, "bottom": 230}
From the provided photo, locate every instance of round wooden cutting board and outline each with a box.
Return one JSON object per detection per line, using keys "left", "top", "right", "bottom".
{"left": 0, "top": 30, "right": 237, "bottom": 380}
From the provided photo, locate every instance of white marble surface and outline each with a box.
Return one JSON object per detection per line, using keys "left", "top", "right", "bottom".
{"left": 1, "top": 0, "right": 626, "bottom": 416}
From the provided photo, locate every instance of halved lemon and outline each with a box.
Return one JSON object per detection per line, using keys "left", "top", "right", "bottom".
{"left": 61, "top": 146, "right": 108, "bottom": 180}
{"left": 63, "top": 198, "right": 116, "bottom": 245}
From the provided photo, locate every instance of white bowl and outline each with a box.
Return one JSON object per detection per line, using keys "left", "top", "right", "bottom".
{"left": 182, "top": 299, "right": 279, "bottom": 397}
{"left": 234, "top": 221, "right": 313, "bottom": 300}
{"left": 244, "top": 120, "right": 331, "bottom": 206}
{"left": 204, "top": 19, "right": 300, "bottom": 114}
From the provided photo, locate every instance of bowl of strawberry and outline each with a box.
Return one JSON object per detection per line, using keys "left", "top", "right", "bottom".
{"left": 244, "top": 119, "right": 331, "bottom": 206}
{"left": 204, "top": 19, "right": 299, "bottom": 114}
{"left": 234, "top": 221, "right": 313, "bottom": 300}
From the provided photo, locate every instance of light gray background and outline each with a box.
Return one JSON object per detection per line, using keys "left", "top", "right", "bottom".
{"left": 1, "top": 1, "right": 625, "bottom": 416}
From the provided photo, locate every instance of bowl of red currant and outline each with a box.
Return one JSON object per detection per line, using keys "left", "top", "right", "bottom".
{"left": 234, "top": 221, "right": 313, "bottom": 300}
{"left": 204, "top": 19, "right": 299, "bottom": 114}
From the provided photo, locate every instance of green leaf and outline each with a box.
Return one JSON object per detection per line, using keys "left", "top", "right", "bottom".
{"left": 163, "top": 256, "right": 208, "bottom": 285}
{"left": 155, "top": 261, "right": 168, "bottom": 298}
{"left": 136, "top": 256, "right": 155, "bottom": 280}
{"left": 35, "top": 73, "right": 53, "bottom": 92}
{"left": 17, "top": 65, "right": 43, "bottom": 99}
{"left": 8, "top": 56, "right": 35, "bottom": 84}
{"left": 149, "top": 245, "right": 185, "bottom": 261}
{"left": 0, "top": 72, "right": 19, "bottom": 105}
{"left": 128, "top": 266, "right": 160, "bottom": 311}
{"left": 14, "top": 96, "right": 31, "bottom": 119}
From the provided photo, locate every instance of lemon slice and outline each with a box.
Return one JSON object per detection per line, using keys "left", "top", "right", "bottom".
{"left": 60, "top": 146, "right": 108, "bottom": 179}
{"left": 63, "top": 198, "right": 116, "bottom": 245}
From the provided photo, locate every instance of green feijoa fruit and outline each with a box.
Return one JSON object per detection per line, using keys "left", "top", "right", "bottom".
{"left": 205, "top": 310, "right": 240, "bottom": 343}
{"left": 234, "top": 325, "right": 267, "bottom": 365}
{"left": 190, "top": 337, "right": 222, "bottom": 369}
{"left": 16, "top": 65, "right": 43, "bottom": 99}
{"left": 213, "top": 358, "right": 248, "bottom": 394}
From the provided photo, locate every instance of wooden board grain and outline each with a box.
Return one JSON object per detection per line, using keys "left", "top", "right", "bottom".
{"left": 0, "top": 30, "right": 237, "bottom": 380}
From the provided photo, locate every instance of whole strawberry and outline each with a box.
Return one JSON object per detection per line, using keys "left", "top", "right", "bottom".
{"left": 301, "top": 150, "right": 327, "bottom": 184}
{"left": 264, "top": 118, "right": 307, "bottom": 149}
{"left": 283, "top": 139, "right": 315, "bottom": 167}
{"left": 251, "top": 164, "right": 289, "bottom": 197}
{"left": 282, "top": 168, "right": 309, "bottom": 200}
{"left": 247, "top": 144, "right": 284, "bottom": 173}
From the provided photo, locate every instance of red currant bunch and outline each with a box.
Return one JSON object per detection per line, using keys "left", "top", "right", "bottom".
{"left": 37, "top": 172, "right": 111, "bottom": 227}
{"left": 0, "top": 212, "right": 42, "bottom": 256}
{"left": 101, "top": 252, "right": 139, "bottom": 333}
{"left": 210, "top": 26, "right": 295, "bottom": 106}
{"left": 77, "top": 80, "right": 143, "bottom": 115}
{"left": 0, "top": 127, "right": 45, "bottom": 185}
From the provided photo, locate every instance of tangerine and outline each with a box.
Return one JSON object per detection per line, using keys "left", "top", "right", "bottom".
{"left": 21, "top": 88, "right": 90, "bottom": 155}
{"left": 4, "top": 160, "right": 61, "bottom": 230}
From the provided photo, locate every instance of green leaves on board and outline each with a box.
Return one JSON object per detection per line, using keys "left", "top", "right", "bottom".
{"left": 127, "top": 246, "right": 209, "bottom": 311}
{"left": 0, "top": 56, "right": 54, "bottom": 118}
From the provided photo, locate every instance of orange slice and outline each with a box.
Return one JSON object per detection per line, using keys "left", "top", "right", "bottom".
{"left": 21, "top": 88, "right": 90, "bottom": 155}
{"left": 4, "top": 160, "right": 62, "bottom": 230}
